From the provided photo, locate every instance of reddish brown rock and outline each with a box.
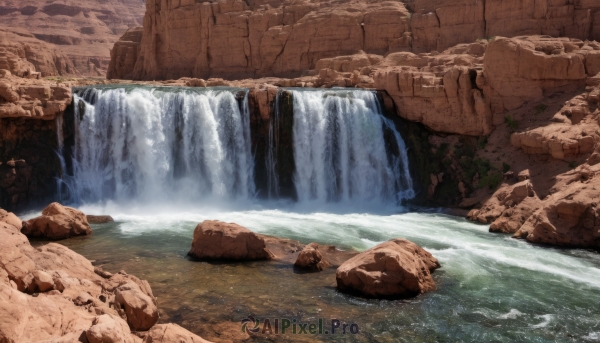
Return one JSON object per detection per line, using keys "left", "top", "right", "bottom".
{"left": 336, "top": 239, "right": 440, "bottom": 298}
{"left": 102, "top": 272, "right": 159, "bottom": 331}
{"left": 22, "top": 202, "right": 92, "bottom": 240}
{"left": 86, "top": 314, "right": 139, "bottom": 343}
{"left": 0, "top": 73, "right": 72, "bottom": 120}
{"left": 188, "top": 220, "right": 274, "bottom": 261}
{"left": 0, "top": 0, "right": 145, "bottom": 77}
{"left": 86, "top": 215, "right": 115, "bottom": 224}
{"left": 107, "top": 27, "right": 144, "bottom": 80}
{"left": 0, "top": 209, "right": 21, "bottom": 230}
{"left": 513, "top": 163, "right": 600, "bottom": 248}
{"left": 294, "top": 243, "right": 331, "bottom": 272}
{"left": 143, "top": 323, "right": 213, "bottom": 343}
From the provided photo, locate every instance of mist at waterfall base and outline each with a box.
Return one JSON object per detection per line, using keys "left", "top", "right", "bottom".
{"left": 50, "top": 86, "right": 600, "bottom": 342}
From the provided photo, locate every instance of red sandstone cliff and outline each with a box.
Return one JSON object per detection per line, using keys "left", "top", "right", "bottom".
{"left": 0, "top": 0, "right": 146, "bottom": 77}
{"left": 108, "top": 0, "right": 600, "bottom": 81}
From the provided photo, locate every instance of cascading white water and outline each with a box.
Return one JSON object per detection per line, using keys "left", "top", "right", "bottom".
{"left": 68, "top": 86, "right": 255, "bottom": 204}
{"left": 290, "top": 89, "right": 414, "bottom": 204}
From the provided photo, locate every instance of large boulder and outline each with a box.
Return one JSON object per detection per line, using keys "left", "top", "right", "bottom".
{"left": 294, "top": 243, "right": 331, "bottom": 272}
{"left": 143, "top": 324, "right": 213, "bottom": 343}
{"left": 22, "top": 202, "right": 92, "bottom": 240}
{"left": 336, "top": 239, "right": 440, "bottom": 298}
{"left": 188, "top": 221, "right": 274, "bottom": 261}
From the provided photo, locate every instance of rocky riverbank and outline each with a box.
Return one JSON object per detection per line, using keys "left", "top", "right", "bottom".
{"left": 0, "top": 207, "right": 213, "bottom": 342}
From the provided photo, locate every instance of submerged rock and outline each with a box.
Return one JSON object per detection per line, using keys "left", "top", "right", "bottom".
{"left": 22, "top": 202, "right": 92, "bottom": 240}
{"left": 188, "top": 220, "right": 273, "bottom": 261}
{"left": 336, "top": 239, "right": 440, "bottom": 298}
{"left": 294, "top": 243, "right": 331, "bottom": 272}
{"left": 87, "top": 215, "right": 115, "bottom": 224}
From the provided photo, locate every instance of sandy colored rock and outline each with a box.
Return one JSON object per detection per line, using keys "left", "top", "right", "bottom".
{"left": 86, "top": 314, "right": 139, "bottom": 343}
{"left": 0, "top": 209, "right": 22, "bottom": 230}
{"left": 0, "top": 73, "right": 72, "bottom": 120}
{"left": 0, "top": 211, "right": 155, "bottom": 342}
{"left": 103, "top": 272, "right": 159, "bottom": 331}
{"left": 0, "top": 0, "right": 145, "bottom": 77}
{"left": 189, "top": 220, "right": 274, "bottom": 261}
{"left": 32, "top": 270, "right": 54, "bottom": 292}
{"left": 513, "top": 164, "right": 600, "bottom": 248}
{"left": 22, "top": 202, "right": 92, "bottom": 240}
{"left": 468, "top": 180, "right": 539, "bottom": 225}
{"left": 143, "top": 323, "right": 213, "bottom": 343}
{"left": 336, "top": 238, "right": 440, "bottom": 298}
{"left": 510, "top": 86, "right": 600, "bottom": 160}
{"left": 294, "top": 243, "right": 331, "bottom": 272}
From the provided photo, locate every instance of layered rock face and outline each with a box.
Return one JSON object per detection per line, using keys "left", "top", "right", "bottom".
{"left": 0, "top": 29, "right": 79, "bottom": 77}
{"left": 0, "top": 74, "right": 73, "bottom": 211}
{"left": 110, "top": 0, "right": 600, "bottom": 81}
{"left": 0, "top": 0, "right": 146, "bottom": 76}
{"left": 408, "top": 0, "right": 600, "bottom": 53}
{"left": 113, "top": 0, "right": 412, "bottom": 80}
{"left": 0, "top": 71, "right": 71, "bottom": 119}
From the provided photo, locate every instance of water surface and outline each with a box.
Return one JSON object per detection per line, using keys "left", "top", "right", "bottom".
{"left": 49, "top": 206, "right": 600, "bottom": 343}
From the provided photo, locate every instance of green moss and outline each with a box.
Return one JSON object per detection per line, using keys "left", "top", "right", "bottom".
{"left": 534, "top": 104, "right": 548, "bottom": 115}
{"left": 502, "top": 162, "right": 510, "bottom": 173}
{"left": 478, "top": 171, "right": 503, "bottom": 190}
{"left": 504, "top": 115, "right": 519, "bottom": 131}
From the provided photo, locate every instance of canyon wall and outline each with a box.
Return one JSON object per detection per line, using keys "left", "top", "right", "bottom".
{"left": 0, "top": 0, "right": 146, "bottom": 76}
{"left": 109, "top": 0, "right": 600, "bottom": 81}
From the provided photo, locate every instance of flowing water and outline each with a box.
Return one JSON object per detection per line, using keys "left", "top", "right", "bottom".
{"left": 45, "top": 86, "right": 600, "bottom": 342}
{"left": 68, "top": 86, "right": 254, "bottom": 204}
{"left": 289, "top": 89, "right": 413, "bottom": 204}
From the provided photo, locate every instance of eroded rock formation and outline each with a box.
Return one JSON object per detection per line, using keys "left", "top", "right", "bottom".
{"left": 0, "top": 0, "right": 146, "bottom": 76}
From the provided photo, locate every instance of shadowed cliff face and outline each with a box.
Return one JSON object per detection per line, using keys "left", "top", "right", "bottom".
{"left": 109, "top": 0, "right": 600, "bottom": 81}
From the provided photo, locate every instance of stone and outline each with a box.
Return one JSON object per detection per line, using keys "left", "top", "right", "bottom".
{"left": 294, "top": 243, "right": 331, "bottom": 272}
{"left": 22, "top": 202, "right": 92, "bottom": 240}
{"left": 0, "top": 209, "right": 22, "bottom": 230}
{"left": 0, "top": 211, "right": 158, "bottom": 342}
{"left": 86, "top": 215, "right": 115, "bottom": 224}
{"left": 336, "top": 239, "right": 440, "bottom": 298}
{"left": 32, "top": 270, "right": 54, "bottom": 292}
{"left": 143, "top": 324, "right": 213, "bottom": 343}
{"left": 103, "top": 272, "right": 159, "bottom": 331}
{"left": 86, "top": 314, "right": 138, "bottom": 343}
{"left": 518, "top": 170, "right": 530, "bottom": 182}
{"left": 188, "top": 220, "right": 274, "bottom": 261}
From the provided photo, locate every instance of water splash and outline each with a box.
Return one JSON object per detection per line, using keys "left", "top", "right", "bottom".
{"left": 67, "top": 86, "right": 255, "bottom": 204}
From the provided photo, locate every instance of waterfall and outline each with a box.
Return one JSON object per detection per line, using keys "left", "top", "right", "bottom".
{"left": 67, "top": 86, "right": 255, "bottom": 204}
{"left": 285, "top": 89, "right": 414, "bottom": 204}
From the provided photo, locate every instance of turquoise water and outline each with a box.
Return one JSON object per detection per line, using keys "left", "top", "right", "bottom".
{"left": 46, "top": 205, "right": 600, "bottom": 343}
